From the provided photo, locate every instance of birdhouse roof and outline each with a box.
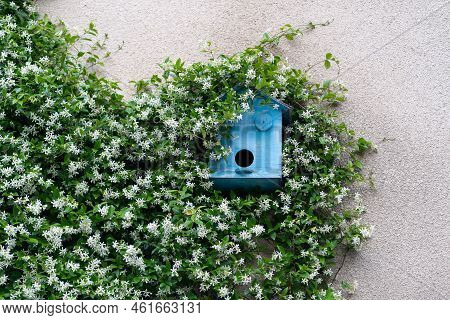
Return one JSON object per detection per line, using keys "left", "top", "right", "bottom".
{"left": 221, "top": 86, "right": 292, "bottom": 125}
{"left": 253, "top": 92, "right": 292, "bottom": 125}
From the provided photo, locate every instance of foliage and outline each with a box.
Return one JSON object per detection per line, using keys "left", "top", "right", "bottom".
{"left": 0, "top": 0, "right": 373, "bottom": 299}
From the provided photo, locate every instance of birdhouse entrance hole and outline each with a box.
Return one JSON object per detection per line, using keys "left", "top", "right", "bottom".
{"left": 235, "top": 149, "right": 254, "bottom": 167}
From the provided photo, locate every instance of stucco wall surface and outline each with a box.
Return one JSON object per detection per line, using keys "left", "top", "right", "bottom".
{"left": 38, "top": 0, "right": 450, "bottom": 299}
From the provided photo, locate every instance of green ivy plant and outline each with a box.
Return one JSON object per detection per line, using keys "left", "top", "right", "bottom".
{"left": 0, "top": 0, "right": 373, "bottom": 299}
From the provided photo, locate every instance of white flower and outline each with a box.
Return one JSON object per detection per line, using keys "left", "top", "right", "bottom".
{"left": 272, "top": 250, "right": 282, "bottom": 261}
{"left": 98, "top": 204, "right": 109, "bottom": 217}
{"left": 239, "top": 230, "right": 251, "bottom": 241}
{"left": 0, "top": 275, "right": 8, "bottom": 286}
{"left": 241, "top": 102, "right": 250, "bottom": 111}
{"left": 164, "top": 118, "right": 179, "bottom": 129}
{"left": 218, "top": 286, "right": 230, "bottom": 299}
{"left": 360, "top": 225, "right": 374, "bottom": 238}
{"left": 43, "top": 226, "right": 64, "bottom": 249}
{"left": 251, "top": 225, "right": 265, "bottom": 236}
{"left": 0, "top": 245, "right": 14, "bottom": 266}
{"left": 147, "top": 222, "right": 159, "bottom": 235}
{"left": 351, "top": 236, "right": 361, "bottom": 247}
{"left": 79, "top": 217, "right": 92, "bottom": 234}
{"left": 246, "top": 68, "right": 256, "bottom": 80}
{"left": 66, "top": 261, "right": 80, "bottom": 272}
{"left": 323, "top": 268, "right": 333, "bottom": 276}
{"left": 197, "top": 225, "right": 209, "bottom": 238}
{"left": 87, "top": 234, "right": 109, "bottom": 257}
{"left": 51, "top": 197, "right": 67, "bottom": 211}
{"left": 123, "top": 245, "right": 145, "bottom": 271}
{"left": 26, "top": 199, "right": 47, "bottom": 215}
{"left": 241, "top": 275, "right": 251, "bottom": 285}
{"left": 75, "top": 181, "right": 89, "bottom": 196}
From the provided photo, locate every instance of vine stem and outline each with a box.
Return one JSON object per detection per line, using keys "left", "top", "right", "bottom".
{"left": 331, "top": 247, "right": 349, "bottom": 286}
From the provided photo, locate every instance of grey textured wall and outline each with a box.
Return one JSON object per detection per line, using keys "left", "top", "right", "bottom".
{"left": 38, "top": 0, "right": 450, "bottom": 299}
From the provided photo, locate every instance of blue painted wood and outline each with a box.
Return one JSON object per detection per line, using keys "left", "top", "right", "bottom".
{"left": 209, "top": 93, "right": 290, "bottom": 191}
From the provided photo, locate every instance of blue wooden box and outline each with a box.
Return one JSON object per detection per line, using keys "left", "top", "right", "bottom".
{"left": 209, "top": 93, "right": 291, "bottom": 191}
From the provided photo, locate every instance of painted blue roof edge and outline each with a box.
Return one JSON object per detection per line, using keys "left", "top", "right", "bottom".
{"left": 218, "top": 85, "right": 292, "bottom": 124}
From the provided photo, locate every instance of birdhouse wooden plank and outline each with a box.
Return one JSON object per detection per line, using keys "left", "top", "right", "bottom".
{"left": 209, "top": 92, "right": 291, "bottom": 191}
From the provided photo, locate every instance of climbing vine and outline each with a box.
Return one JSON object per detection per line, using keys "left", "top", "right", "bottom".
{"left": 0, "top": 0, "right": 373, "bottom": 299}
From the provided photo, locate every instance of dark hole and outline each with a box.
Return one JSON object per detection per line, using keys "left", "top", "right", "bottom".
{"left": 235, "top": 149, "right": 254, "bottom": 167}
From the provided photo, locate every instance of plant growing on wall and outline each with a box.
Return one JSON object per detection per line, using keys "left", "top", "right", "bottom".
{"left": 0, "top": 0, "right": 373, "bottom": 299}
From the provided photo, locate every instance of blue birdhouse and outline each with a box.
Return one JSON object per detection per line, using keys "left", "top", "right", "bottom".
{"left": 209, "top": 92, "right": 291, "bottom": 191}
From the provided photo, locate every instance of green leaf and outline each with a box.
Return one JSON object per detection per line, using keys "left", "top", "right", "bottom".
{"left": 28, "top": 238, "right": 40, "bottom": 244}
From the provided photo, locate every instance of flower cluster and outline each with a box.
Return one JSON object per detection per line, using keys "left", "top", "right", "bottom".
{"left": 0, "top": 0, "right": 373, "bottom": 299}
